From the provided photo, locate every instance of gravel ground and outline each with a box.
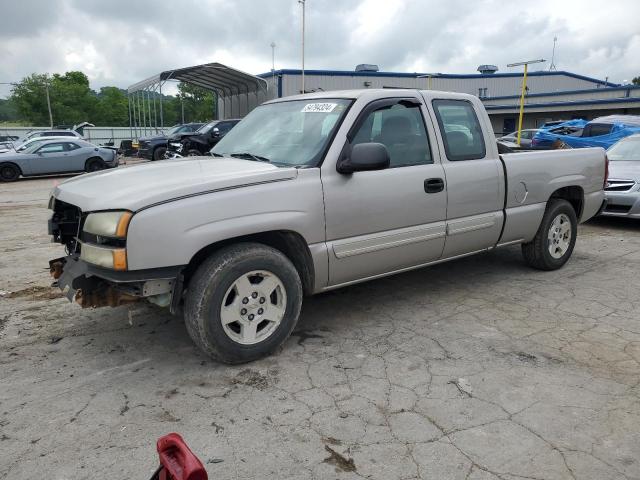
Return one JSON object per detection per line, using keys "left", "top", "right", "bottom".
{"left": 1, "top": 169, "right": 639, "bottom": 480}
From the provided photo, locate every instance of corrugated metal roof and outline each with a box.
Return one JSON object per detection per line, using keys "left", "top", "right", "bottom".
{"left": 127, "top": 62, "right": 268, "bottom": 95}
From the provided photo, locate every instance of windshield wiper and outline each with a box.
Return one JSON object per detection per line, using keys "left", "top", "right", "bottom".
{"left": 229, "top": 152, "right": 271, "bottom": 163}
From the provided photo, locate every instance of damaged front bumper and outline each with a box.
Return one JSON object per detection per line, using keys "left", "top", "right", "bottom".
{"left": 49, "top": 255, "right": 183, "bottom": 312}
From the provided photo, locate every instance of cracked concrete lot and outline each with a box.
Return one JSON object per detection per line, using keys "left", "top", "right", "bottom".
{"left": 1, "top": 174, "right": 640, "bottom": 480}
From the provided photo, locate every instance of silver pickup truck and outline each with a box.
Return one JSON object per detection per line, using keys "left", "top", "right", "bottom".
{"left": 48, "top": 89, "right": 607, "bottom": 363}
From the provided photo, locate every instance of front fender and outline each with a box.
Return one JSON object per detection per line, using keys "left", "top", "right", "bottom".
{"left": 125, "top": 169, "right": 326, "bottom": 270}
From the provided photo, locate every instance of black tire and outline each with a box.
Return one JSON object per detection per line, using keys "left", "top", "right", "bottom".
{"left": 85, "top": 158, "right": 105, "bottom": 172}
{"left": 153, "top": 146, "right": 167, "bottom": 161}
{"left": 184, "top": 243, "right": 303, "bottom": 364}
{"left": 522, "top": 199, "right": 577, "bottom": 270}
{"left": 0, "top": 163, "right": 20, "bottom": 182}
{"left": 187, "top": 149, "right": 203, "bottom": 157}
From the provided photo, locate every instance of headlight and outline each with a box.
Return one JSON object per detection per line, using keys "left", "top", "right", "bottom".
{"left": 81, "top": 211, "right": 132, "bottom": 270}
{"left": 83, "top": 211, "right": 132, "bottom": 238}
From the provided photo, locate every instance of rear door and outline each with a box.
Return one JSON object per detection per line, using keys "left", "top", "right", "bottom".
{"left": 322, "top": 96, "right": 447, "bottom": 286}
{"left": 28, "top": 142, "right": 71, "bottom": 174}
{"left": 428, "top": 98, "right": 504, "bottom": 258}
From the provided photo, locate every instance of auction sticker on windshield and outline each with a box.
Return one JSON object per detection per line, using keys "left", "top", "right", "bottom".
{"left": 301, "top": 103, "right": 337, "bottom": 113}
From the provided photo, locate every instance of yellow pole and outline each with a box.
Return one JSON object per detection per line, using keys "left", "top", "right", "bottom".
{"left": 516, "top": 64, "right": 528, "bottom": 146}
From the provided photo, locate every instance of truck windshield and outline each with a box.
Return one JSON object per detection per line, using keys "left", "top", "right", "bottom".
{"left": 212, "top": 98, "right": 352, "bottom": 167}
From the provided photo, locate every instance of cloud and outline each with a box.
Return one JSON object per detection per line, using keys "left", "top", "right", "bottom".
{"left": 0, "top": 0, "right": 638, "bottom": 98}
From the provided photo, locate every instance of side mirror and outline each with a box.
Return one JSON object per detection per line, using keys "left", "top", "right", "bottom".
{"left": 212, "top": 128, "right": 220, "bottom": 137}
{"left": 337, "top": 142, "right": 390, "bottom": 174}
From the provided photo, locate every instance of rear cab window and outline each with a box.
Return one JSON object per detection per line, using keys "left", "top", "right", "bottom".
{"left": 432, "top": 99, "right": 486, "bottom": 161}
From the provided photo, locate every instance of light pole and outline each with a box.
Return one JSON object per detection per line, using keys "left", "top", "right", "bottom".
{"left": 507, "top": 59, "right": 545, "bottom": 146}
{"left": 298, "top": 0, "right": 305, "bottom": 93}
{"left": 270, "top": 41, "right": 276, "bottom": 91}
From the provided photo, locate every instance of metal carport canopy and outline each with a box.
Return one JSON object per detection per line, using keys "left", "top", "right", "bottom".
{"left": 128, "top": 62, "right": 267, "bottom": 94}
{"left": 127, "top": 62, "right": 268, "bottom": 124}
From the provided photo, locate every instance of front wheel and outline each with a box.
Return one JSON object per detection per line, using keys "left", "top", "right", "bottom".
{"left": 187, "top": 149, "right": 202, "bottom": 157}
{"left": 184, "top": 243, "right": 303, "bottom": 364}
{"left": 153, "top": 146, "right": 167, "bottom": 161}
{"left": 522, "top": 199, "right": 577, "bottom": 270}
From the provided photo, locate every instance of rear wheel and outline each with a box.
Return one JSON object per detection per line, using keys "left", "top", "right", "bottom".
{"left": 85, "top": 158, "right": 105, "bottom": 172}
{"left": 184, "top": 243, "right": 303, "bottom": 364}
{"left": 522, "top": 199, "right": 577, "bottom": 270}
{"left": 153, "top": 146, "right": 167, "bottom": 161}
{"left": 187, "top": 149, "right": 202, "bottom": 157}
{"left": 0, "top": 163, "right": 20, "bottom": 182}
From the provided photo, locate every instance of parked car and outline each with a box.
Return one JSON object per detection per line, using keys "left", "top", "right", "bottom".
{"left": 0, "top": 135, "right": 19, "bottom": 143}
{"left": 498, "top": 129, "right": 539, "bottom": 148}
{"left": 0, "top": 139, "right": 117, "bottom": 182}
{"left": 532, "top": 115, "right": 640, "bottom": 149}
{"left": 1, "top": 136, "right": 82, "bottom": 155}
{"left": 167, "top": 119, "right": 240, "bottom": 157}
{"left": 138, "top": 123, "right": 204, "bottom": 161}
{"left": 48, "top": 89, "right": 606, "bottom": 364}
{"left": 0, "top": 141, "right": 14, "bottom": 153}
{"left": 600, "top": 134, "right": 640, "bottom": 218}
{"left": 17, "top": 129, "right": 83, "bottom": 147}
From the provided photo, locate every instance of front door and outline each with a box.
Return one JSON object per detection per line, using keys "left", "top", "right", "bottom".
{"left": 322, "top": 97, "right": 447, "bottom": 286}
{"left": 28, "top": 142, "right": 71, "bottom": 175}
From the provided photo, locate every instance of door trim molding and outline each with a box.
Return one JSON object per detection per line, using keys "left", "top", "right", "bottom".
{"left": 332, "top": 222, "right": 446, "bottom": 259}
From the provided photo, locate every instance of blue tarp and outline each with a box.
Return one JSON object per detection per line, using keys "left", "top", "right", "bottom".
{"left": 533, "top": 117, "right": 640, "bottom": 149}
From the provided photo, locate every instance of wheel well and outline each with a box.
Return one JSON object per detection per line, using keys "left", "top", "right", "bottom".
{"left": 183, "top": 230, "right": 315, "bottom": 295}
{"left": 0, "top": 162, "right": 22, "bottom": 175}
{"left": 550, "top": 186, "right": 584, "bottom": 220}
{"left": 85, "top": 156, "right": 104, "bottom": 167}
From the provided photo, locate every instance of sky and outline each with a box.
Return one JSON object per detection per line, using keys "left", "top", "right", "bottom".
{"left": 0, "top": 0, "right": 639, "bottom": 98}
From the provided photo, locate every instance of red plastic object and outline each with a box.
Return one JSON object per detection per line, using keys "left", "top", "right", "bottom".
{"left": 154, "top": 433, "right": 208, "bottom": 480}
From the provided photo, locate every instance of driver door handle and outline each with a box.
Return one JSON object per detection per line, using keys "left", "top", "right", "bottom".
{"left": 424, "top": 178, "right": 445, "bottom": 193}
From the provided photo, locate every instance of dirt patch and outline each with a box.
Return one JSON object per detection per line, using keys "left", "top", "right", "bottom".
{"left": 232, "top": 368, "right": 273, "bottom": 390}
{"left": 323, "top": 445, "right": 356, "bottom": 473}
{"left": 5, "top": 286, "right": 63, "bottom": 301}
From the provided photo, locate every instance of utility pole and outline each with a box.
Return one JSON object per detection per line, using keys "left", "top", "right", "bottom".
{"left": 507, "top": 59, "right": 545, "bottom": 146}
{"left": 298, "top": 0, "right": 305, "bottom": 93}
{"left": 44, "top": 76, "right": 53, "bottom": 128}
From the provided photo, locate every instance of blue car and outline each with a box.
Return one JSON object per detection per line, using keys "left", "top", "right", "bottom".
{"left": 532, "top": 116, "right": 640, "bottom": 149}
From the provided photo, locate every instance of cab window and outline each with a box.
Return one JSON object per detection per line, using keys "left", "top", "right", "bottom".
{"left": 351, "top": 102, "right": 432, "bottom": 167}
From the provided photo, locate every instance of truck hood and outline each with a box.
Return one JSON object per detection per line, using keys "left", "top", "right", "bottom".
{"left": 608, "top": 161, "right": 640, "bottom": 181}
{"left": 52, "top": 157, "right": 298, "bottom": 212}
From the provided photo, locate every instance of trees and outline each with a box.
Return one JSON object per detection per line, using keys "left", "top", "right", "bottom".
{"left": 632, "top": 77, "right": 640, "bottom": 86}
{"left": 11, "top": 71, "right": 97, "bottom": 126}
{"left": 8, "top": 70, "right": 217, "bottom": 127}
{"left": 176, "top": 82, "right": 216, "bottom": 122}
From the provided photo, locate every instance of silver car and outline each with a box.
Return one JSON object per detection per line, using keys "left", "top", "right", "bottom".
{"left": 0, "top": 138, "right": 118, "bottom": 182}
{"left": 602, "top": 134, "right": 640, "bottom": 217}
{"left": 498, "top": 129, "right": 539, "bottom": 148}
